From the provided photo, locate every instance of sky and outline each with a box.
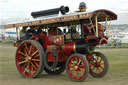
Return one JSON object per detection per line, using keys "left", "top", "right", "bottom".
{"left": 0, "top": 0, "right": 128, "bottom": 25}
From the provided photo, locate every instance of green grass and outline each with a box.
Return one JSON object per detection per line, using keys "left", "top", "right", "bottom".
{"left": 0, "top": 42, "right": 13, "bottom": 47}
{"left": 100, "top": 43, "right": 128, "bottom": 47}
{"left": 122, "top": 43, "right": 128, "bottom": 46}
{"left": 0, "top": 46, "right": 128, "bottom": 85}
{"left": 96, "top": 48, "right": 128, "bottom": 73}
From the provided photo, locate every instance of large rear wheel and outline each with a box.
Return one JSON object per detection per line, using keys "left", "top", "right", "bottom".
{"left": 16, "top": 40, "right": 44, "bottom": 78}
{"left": 66, "top": 53, "right": 89, "bottom": 82}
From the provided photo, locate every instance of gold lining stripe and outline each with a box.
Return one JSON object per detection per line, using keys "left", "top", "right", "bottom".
{"left": 73, "top": 42, "right": 76, "bottom": 53}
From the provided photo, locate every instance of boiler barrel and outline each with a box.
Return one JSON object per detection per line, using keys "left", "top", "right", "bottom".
{"left": 63, "top": 41, "right": 92, "bottom": 55}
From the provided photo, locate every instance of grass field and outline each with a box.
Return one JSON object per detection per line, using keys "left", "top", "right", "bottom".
{"left": 0, "top": 44, "right": 128, "bottom": 85}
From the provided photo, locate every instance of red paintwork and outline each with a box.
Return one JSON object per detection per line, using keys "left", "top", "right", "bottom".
{"left": 67, "top": 56, "right": 87, "bottom": 81}
{"left": 57, "top": 50, "right": 68, "bottom": 62}
{"left": 49, "top": 35, "right": 64, "bottom": 44}
{"left": 93, "top": 9, "right": 117, "bottom": 20}
{"left": 63, "top": 42, "right": 76, "bottom": 55}
{"left": 88, "top": 54, "right": 105, "bottom": 75}
{"left": 47, "top": 52, "right": 55, "bottom": 61}
{"left": 43, "top": 35, "right": 51, "bottom": 49}
{"left": 13, "top": 43, "right": 19, "bottom": 47}
{"left": 29, "top": 33, "right": 51, "bottom": 49}
{"left": 43, "top": 28, "right": 63, "bottom": 49}
{"left": 47, "top": 50, "right": 68, "bottom": 62}
{"left": 86, "top": 55, "right": 93, "bottom": 61}
{"left": 47, "top": 41, "right": 76, "bottom": 62}
{"left": 84, "top": 23, "right": 108, "bottom": 45}
{"left": 16, "top": 42, "right": 40, "bottom": 77}
{"left": 85, "top": 35, "right": 98, "bottom": 42}
{"left": 99, "top": 38, "right": 108, "bottom": 44}
{"left": 48, "top": 28, "right": 62, "bottom": 35}
{"left": 13, "top": 8, "right": 117, "bottom": 81}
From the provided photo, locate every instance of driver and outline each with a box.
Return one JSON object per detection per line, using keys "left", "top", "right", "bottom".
{"left": 26, "top": 26, "right": 36, "bottom": 39}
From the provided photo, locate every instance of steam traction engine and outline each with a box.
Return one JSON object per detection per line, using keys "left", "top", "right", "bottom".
{"left": 4, "top": 6, "right": 117, "bottom": 81}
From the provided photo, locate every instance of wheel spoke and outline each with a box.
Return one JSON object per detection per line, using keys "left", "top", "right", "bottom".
{"left": 99, "top": 58, "right": 103, "bottom": 63}
{"left": 29, "top": 63, "right": 31, "bottom": 73}
{"left": 31, "top": 62, "right": 38, "bottom": 70}
{"left": 24, "top": 43, "right": 29, "bottom": 53}
{"left": 79, "top": 64, "right": 85, "bottom": 68}
{"left": 19, "top": 61, "right": 26, "bottom": 65}
{"left": 98, "top": 67, "right": 101, "bottom": 73}
{"left": 77, "top": 59, "right": 81, "bottom": 65}
{"left": 79, "top": 68, "right": 85, "bottom": 71}
{"left": 79, "top": 71, "right": 84, "bottom": 76}
{"left": 29, "top": 45, "right": 33, "bottom": 55}
{"left": 75, "top": 56, "right": 78, "bottom": 63}
{"left": 23, "top": 64, "right": 29, "bottom": 73}
{"left": 96, "top": 56, "right": 99, "bottom": 61}
{"left": 34, "top": 54, "right": 40, "bottom": 58}
{"left": 100, "top": 63, "right": 105, "bottom": 65}
{"left": 70, "top": 63, "right": 75, "bottom": 67}
{"left": 18, "top": 51, "right": 27, "bottom": 57}
{"left": 96, "top": 68, "right": 98, "bottom": 73}
{"left": 31, "top": 50, "right": 38, "bottom": 57}
{"left": 76, "top": 71, "right": 79, "bottom": 78}
{"left": 70, "top": 68, "right": 75, "bottom": 71}
{"left": 92, "top": 66, "right": 95, "bottom": 71}
{"left": 19, "top": 56, "right": 25, "bottom": 59}
{"left": 24, "top": 48, "right": 28, "bottom": 55}
{"left": 100, "top": 65, "right": 104, "bottom": 70}
{"left": 23, "top": 62, "right": 26, "bottom": 68}
{"left": 32, "top": 59, "right": 40, "bottom": 62}
{"left": 74, "top": 71, "right": 77, "bottom": 77}
{"left": 71, "top": 60, "right": 76, "bottom": 65}
{"left": 33, "top": 61, "right": 39, "bottom": 68}
{"left": 89, "top": 63, "right": 94, "bottom": 67}
{"left": 31, "top": 64, "right": 33, "bottom": 72}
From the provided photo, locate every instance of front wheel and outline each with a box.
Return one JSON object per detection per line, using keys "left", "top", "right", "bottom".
{"left": 89, "top": 52, "right": 109, "bottom": 78}
{"left": 66, "top": 53, "right": 89, "bottom": 82}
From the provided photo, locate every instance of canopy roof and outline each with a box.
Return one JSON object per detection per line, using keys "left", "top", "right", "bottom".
{"left": 4, "top": 9, "right": 117, "bottom": 29}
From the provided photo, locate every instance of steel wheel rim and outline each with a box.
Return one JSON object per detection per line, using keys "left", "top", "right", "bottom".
{"left": 89, "top": 54, "right": 105, "bottom": 75}
{"left": 67, "top": 56, "right": 87, "bottom": 80}
{"left": 16, "top": 42, "right": 41, "bottom": 77}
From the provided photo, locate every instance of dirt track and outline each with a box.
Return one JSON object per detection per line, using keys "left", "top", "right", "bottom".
{"left": 0, "top": 46, "right": 128, "bottom": 85}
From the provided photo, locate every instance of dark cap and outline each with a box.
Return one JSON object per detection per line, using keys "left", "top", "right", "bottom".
{"left": 79, "top": 2, "right": 86, "bottom": 8}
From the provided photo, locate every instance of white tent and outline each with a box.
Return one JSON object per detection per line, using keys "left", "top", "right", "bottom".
{"left": 121, "top": 36, "right": 128, "bottom": 43}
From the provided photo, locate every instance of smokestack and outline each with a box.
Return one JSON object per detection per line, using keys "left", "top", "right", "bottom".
{"left": 31, "top": 6, "right": 69, "bottom": 18}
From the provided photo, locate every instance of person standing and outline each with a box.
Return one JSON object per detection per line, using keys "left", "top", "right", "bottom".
{"left": 78, "top": 2, "right": 87, "bottom": 12}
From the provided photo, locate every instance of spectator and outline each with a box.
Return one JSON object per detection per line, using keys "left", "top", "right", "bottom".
{"left": 118, "top": 40, "right": 122, "bottom": 46}
{"left": 113, "top": 39, "right": 117, "bottom": 46}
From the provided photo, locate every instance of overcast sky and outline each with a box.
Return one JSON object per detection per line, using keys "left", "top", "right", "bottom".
{"left": 0, "top": 0, "right": 128, "bottom": 25}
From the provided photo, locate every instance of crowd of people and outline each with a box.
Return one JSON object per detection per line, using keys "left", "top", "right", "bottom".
{"left": 108, "top": 39, "right": 122, "bottom": 46}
